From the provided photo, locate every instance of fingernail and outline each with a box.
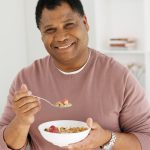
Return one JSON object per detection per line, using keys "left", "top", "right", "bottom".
{"left": 87, "top": 118, "right": 93, "bottom": 128}
{"left": 36, "top": 97, "right": 40, "bottom": 101}
{"left": 21, "top": 84, "right": 27, "bottom": 90}
{"left": 28, "top": 91, "right": 32, "bottom": 95}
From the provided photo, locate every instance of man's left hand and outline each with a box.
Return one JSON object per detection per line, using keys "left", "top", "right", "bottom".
{"left": 64, "top": 118, "right": 111, "bottom": 150}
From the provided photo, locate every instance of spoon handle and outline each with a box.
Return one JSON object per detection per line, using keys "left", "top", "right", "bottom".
{"left": 33, "top": 95, "right": 55, "bottom": 107}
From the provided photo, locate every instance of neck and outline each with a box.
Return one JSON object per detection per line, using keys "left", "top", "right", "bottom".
{"left": 53, "top": 48, "right": 89, "bottom": 72}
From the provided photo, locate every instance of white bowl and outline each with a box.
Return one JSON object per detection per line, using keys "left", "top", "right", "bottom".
{"left": 38, "top": 120, "right": 91, "bottom": 147}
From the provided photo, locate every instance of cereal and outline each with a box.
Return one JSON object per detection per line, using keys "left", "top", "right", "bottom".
{"left": 45, "top": 125, "right": 88, "bottom": 133}
{"left": 55, "top": 99, "right": 72, "bottom": 107}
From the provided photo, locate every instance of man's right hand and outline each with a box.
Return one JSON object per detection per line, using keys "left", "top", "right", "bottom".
{"left": 12, "top": 84, "right": 41, "bottom": 126}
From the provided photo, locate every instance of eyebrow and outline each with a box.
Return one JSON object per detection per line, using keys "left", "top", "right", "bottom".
{"left": 44, "top": 25, "right": 54, "bottom": 29}
{"left": 63, "top": 18, "right": 74, "bottom": 23}
{"left": 44, "top": 18, "right": 74, "bottom": 29}
{"left": 43, "top": 18, "right": 75, "bottom": 29}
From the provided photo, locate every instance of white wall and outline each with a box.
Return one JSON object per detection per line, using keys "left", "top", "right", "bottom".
{"left": 94, "top": 0, "right": 145, "bottom": 51}
{"left": 81, "top": 0, "right": 96, "bottom": 49}
{"left": 24, "top": 0, "right": 47, "bottom": 64}
{"left": 0, "top": 0, "right": 27, "bottom": 114}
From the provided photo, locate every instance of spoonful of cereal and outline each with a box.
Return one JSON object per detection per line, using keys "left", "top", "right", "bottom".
{"left": 33, "top": 95, "right": 72, "bottom": 108}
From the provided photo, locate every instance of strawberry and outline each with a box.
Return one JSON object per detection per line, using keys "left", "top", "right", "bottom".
{"left": 63, "top": 99, "right": 69, "bottom": 105}
{"left": 48, "top": 125, "right": 59, "bottom": 133}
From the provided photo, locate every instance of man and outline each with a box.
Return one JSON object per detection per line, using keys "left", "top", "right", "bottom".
{"left": 0, "top": 0, "right": 150, "bottom": 149}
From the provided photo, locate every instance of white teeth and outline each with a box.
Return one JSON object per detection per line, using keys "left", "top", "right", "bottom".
{"left": 58, "top": 43, "right": 72, "bottom": 49}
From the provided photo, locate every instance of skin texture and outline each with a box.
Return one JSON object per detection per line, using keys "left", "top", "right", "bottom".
{"left": 3, "top": 2, "right": 141, "bottom": 150}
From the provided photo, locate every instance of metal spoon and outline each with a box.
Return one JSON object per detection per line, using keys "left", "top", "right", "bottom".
{"left": 33, "top": 95, "right": 72, "bottom": 108}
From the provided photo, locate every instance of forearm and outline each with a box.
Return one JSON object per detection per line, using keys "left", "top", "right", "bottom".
{"left": 112, "top": 132, "right": 141, "bottom": 150}
{"left": 4, "top": 116, "right": 30, "bottom": 150}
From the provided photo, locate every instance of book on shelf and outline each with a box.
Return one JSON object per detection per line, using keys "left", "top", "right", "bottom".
{"left": 110, "top": 43, "right": 135, "bottom": 48}
{"left": 109, "top": 37, "right": 136, "bottom": 49}
{"left": 110, "top": 38, "right": 135, "bottom": 42}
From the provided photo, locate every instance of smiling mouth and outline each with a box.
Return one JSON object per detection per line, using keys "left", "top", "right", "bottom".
{"left": 55, "top": 42, "right": 74, "bottom": 50}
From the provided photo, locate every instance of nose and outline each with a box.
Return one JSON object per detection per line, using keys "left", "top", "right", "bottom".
{"left": 54, "top": 30, "right": 69, "bottom": 42}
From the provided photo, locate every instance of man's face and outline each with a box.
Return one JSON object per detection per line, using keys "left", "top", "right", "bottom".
{"left": 39, "top": 2, "right": 89, "bottom": 67}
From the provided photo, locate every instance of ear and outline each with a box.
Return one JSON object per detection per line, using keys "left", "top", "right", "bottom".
{"left": 82, "top": 15, "right": 89, "bottom": 32}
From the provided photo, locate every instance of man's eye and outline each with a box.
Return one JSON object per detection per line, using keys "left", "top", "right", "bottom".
{"left": 65, "top": 23, "right": 75, "bottom": 28}
{"left": 45, "top": 28, "right": 56, "bottom": 34}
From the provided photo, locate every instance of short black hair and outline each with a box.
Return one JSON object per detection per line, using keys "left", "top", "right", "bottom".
{"left": 35, "top": 0, "right": 85, "bottom": 29}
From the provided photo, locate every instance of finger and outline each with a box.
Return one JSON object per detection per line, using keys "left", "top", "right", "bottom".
{"left": 14, "top": 90, "right": 32, "bottom": 102}
{"left": 21, "top": 84, "right": 28, "bottom": 91}
{"left": 68, "top": 143, "right": 86, "bottom": 150}
{"left": 25, "top": 105, "right": 41, "bottom": 116}
{"left": 61, "top": 146, "right": 68, "bottom": 149}
{"left": 91, "top": 122, "right": 100, "bottom": 130}
{"left": 19, "top": 101, "right": 41, "bottom": 113}
{"left": 86, "top": 118, "right": 99, "bottom": 130}
{"left": 68, "top": 141, "right": 95, "bottom": 150}
{"left": 14, "top": 84, "right": 30, "bottom": 102}
{"left": 68, "top": 137, "right": 91, "bottom": 150}
{"left": 14, "top": 96, "right": 39, "bottom": 108}
{"left": 86, "top": 118, "right": 93, "bottom": 128}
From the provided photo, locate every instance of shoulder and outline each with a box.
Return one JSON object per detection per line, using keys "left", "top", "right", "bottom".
{"left": 90, "top": 48, "right": 129, "bottom": 82}
{"left": 20, "top": 55, "right": 50, "bottom": 75}
{"left": 11, "top": 55, "right": 51, "bottom": 89}
{"left": 91, "top": 48, "right": 127, "bottom": 71}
